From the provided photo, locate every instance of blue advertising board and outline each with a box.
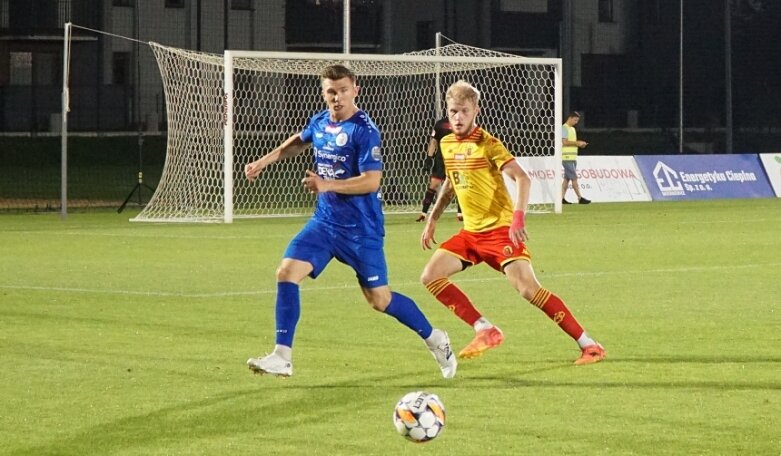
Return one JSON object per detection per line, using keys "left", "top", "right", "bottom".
{"left": 634, "top": 154, "right": 774, "bottom": 200}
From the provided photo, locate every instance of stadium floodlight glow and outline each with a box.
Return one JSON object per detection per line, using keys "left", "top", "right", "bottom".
{"left": 132, "top": 42, "right": 562, "bottom": 223}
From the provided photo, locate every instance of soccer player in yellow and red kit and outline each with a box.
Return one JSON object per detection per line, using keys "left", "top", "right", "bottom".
{"left": 419, "top": 80, "right": 605, "bottom": 365}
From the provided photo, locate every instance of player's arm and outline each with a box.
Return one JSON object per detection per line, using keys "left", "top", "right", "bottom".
{"left": 245, "top": 133, "right": 308, "bottom": 181}
{"left": 501, "top": 160, "right": 531, "bottom": 245}
{"left": 422, "top": 137, "right": 438, "bottom": 173}
{"left": 564, "top": 139, "right": 588, "bottom": 148}
{"left": 429, "top": 177, "right": 454, "bottom": 220}
{"left": 420, "top": 178, "right": 454, "bottom": 249}
{"left": 562, "top": 137, "right": 587, "bottom": 148}
{"left": 302, "top": 169, "right": 381, "bottom": 195}
{"left": 426, "top": 137, "right": 438, "bottom": 157}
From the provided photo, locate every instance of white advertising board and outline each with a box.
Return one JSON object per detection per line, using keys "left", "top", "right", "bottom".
{"left": 504, "top": 155, "right": 652, "bottom": 204}
{"left": 759, "top": 153, "right": 781, "bottom": 197}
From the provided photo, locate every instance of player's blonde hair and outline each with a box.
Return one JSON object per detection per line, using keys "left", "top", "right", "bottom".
{"left": 446, "top": 80, "right": 481, "bottom": 106}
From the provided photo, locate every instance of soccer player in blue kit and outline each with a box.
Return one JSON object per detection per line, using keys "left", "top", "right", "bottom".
{"left": 244, "top": 64, "right": 457, "bottom": 379}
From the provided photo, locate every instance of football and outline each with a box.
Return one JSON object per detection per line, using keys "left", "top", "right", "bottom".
{"left": 392, "top": 391, "right": 446, "bottom": 443}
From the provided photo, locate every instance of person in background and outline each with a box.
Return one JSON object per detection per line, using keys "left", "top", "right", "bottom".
{"left": 416, "top": 117, "right": 463, "bottom": 222}
{"left": 561, "top": 111, "right": 591, "bottom": 205}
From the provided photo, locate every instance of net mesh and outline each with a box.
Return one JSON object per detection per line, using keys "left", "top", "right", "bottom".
{"left": 133, "top": 41, "right": 559, "bottom": 222}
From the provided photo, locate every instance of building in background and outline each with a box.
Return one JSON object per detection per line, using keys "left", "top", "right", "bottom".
{"left": 2, "top": 0, "right": 779, "bottom": 134}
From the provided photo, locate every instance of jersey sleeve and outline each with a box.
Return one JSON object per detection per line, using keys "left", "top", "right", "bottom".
{"left": 355, "top": 124, "right": 383, "bottom": 173}
{"left": 486, "top": 136, "right": 515, "bottom": 170}
{"left": 300, "top": 114, "right": 319, "bottom": 143}
{"left": 561, "top": 125, "right": 569, "bottom": 140}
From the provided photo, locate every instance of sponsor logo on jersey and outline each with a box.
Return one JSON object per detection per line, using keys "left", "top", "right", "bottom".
{"left": 371, "top": 146, "right": 381, "bottom": 161}
{"left": 315, "top": 148, "right": 347, "bottom": 162}
{"left": 335, "top": 132, "right": 348, "bottom": 147}
{"left": 367, "top": 275, "right": 379, "bottom": 282}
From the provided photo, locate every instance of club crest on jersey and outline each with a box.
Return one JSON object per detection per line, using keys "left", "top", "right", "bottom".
{"left": 325, "top": 125, "right": 342, "bottom": 135}
{"left": 335, "top": 132, "right": 348, "bottom": 147}
{"left": 371, "top": 146, "right": 381, "bottom": 160}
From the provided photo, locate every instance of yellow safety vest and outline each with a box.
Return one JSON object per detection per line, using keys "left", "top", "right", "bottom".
{"left": 562, "top": 124, "right": 578, "bottom": 161}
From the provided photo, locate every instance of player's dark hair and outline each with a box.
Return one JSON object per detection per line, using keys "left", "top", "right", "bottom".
{"left": 321, "top": 64, "right": 356, "bottom": 83}
{"left": 568, "top": 111, "right": 581, "bottom": 118}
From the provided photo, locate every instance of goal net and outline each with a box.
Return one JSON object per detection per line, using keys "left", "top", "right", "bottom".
{"left": 133, "top": 41, "right": 561, "bottom": 222}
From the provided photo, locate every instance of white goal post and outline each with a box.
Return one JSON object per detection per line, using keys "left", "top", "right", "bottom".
{"left": 133, "top": 42, "right": 562, "bottom": 223}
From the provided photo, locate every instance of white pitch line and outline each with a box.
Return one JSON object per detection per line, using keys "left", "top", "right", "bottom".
{"left": 1, "top": 262, "right": 778, "bottom": 299}
{"left": 3, "top": 217, "right": 778, "bottom": 240}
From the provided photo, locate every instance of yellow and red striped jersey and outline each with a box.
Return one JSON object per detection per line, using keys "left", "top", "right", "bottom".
{"left": 440, "top": 127, "right": 515, "bottom": 232}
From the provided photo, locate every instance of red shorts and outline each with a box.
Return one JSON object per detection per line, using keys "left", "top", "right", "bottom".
{"left": 439, "top": 226, "right": 531, "bottom": 272}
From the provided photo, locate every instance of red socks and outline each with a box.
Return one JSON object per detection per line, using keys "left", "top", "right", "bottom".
{"left": 530, "top": 288, "right": 584, "bottom": 340}
{"left": 426, "top": 279, "right": 585, "bottom": 343}
{"left": 426, "top": 278, "right": 482, "bottom": 326}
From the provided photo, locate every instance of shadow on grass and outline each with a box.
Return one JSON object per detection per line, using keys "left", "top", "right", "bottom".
{"left": 9, "top": 356, "right": 780, "bottom": 455}
{"left": 464, "top": 355, "right": 781, "bottom": 391}
{"left": 6, "top": 369, "right": 436, "bottom": 455}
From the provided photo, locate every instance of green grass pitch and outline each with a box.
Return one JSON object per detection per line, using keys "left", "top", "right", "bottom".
{"left": 1, "top": 199, "right": 779, "bottom": 455}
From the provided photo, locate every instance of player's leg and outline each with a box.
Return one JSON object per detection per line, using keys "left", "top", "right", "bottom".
{"left": 561, "top": 178, "right": 570, "bottom": 203}
{"left": 417, "top": 177, "right": 443, "bottom": 222}
{"left": 562, "top": 161, "right": 576, "bottom": 204}
{"left": 343, "top": 233, "right": 456, "bottom": 378}
{"left": 248, "top": 221, "right": 332, "bottom": 377}
{"left": 572, "top": 179, "right": 591, "bottom": 204}
{"left": 572, "top": 177, "right": 591, "bottom": 204}
{"left": 421, "top": 249, "right": 482, "bottom": 327}
{"left": 570, "top": 161, "right": 590, "bottom": 204}
{"left": 421, "top": 242, "right": 502, "bottom": 359}
{"left": 503, "top": 260, "right": 605, "bottom": 364}
{"left": 361, "top": 285, "right": 456, "bottom": 379}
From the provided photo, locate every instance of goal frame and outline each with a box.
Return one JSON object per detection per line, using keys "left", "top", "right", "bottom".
{"left": 221, "top": 50, "right": 563, "bottom": 223}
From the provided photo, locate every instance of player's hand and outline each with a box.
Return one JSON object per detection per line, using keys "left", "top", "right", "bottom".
{"left": 245, "top": 159, "right": 267, "bottom": 182}
{"left": 422, "top": 156, "right": 434, "bottom": 174}
{"left": 421, "top": 221, "right": 438, "bottom": 250}
{"left": 302, "top": 170, "right": 328, "bottom": 194}
{"left": 509, "top": 210, "right": 528, "bottom": 247}
{"left": 577, "top": 140, "right": 588, "bottom": 148}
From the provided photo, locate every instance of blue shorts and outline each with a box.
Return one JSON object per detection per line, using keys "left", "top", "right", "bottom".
{"left": 284, "top": 219, "right": 389, "bottom": 288}
{"left": 563, "top": 160, "right": 578, "bottom": 180}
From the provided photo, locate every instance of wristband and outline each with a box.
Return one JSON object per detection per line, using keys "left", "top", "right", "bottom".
{"left": 510, "top": 210, "right": 526, "bottom": 232}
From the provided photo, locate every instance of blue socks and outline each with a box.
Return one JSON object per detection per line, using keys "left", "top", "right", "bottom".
{"left": 275, "top": 282, "right": 300, "bottom": 347}
{"left": 274, "top": 286, "right": 432, "bottom": 346}
{"left": 384, "top": 292, "right": 433, "bottom": 339}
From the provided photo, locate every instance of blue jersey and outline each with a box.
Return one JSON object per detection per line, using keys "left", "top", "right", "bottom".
{"left": 300, "top": 109, "right": 384, "bottom": 236}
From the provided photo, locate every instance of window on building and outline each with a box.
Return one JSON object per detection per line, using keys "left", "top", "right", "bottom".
{"left": 232, "top": 0, "right": 253, "bottom": 10}
{"left": 598, "top": 0, "right": 614, "bottom": 22}
{"left": 165, "top": 0, "right": 184, "bottom": 8}
{"left": 112, "top": 52, "right": 131, "bottom": 85}
{"left": 35, "top": 53, "right": 58, "bottom": 86}
{"left": 9, "top": 52, "right": 32, "bottom": 85}
{"left": 113, "top": 0, "right": 133, "bottom": 6}
{"left": 1, "top": 0, "right": 8, "bottom": 29}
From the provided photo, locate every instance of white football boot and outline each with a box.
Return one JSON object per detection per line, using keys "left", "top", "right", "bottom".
{"left": 426, "top": 329, "right": 457, "bottom": 379}
{"left": 247, "top": 352, "right": 293, "bottom": 377}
